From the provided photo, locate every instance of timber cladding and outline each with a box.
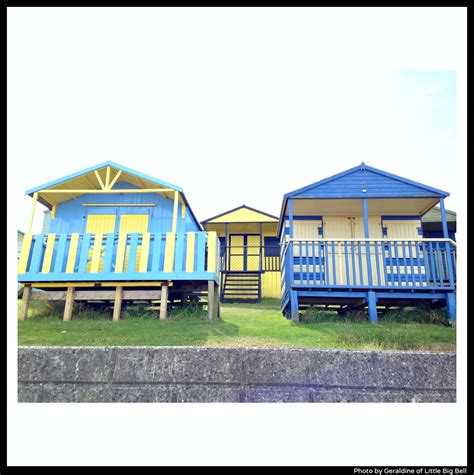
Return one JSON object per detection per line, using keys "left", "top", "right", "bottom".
{"left": 18, "top": 347, "right": 456, "bottom": 403}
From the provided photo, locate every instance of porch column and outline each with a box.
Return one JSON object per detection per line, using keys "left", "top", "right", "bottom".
{"left": 171, "top": 191, "right": 179, "bottom": 233}
{"left": 288, "top": 199, "right": 299, "bottom": 321}
{"left": 27, "top": 192, "right": 38, "bottom": 234}
{"left": 225, "top": 223, "right": 229, "bottom": 271}
{"left": 439, "top": 198, "right": 449, "bottom": 238}
{"left": 362, "top": 198, "right": 373, "bottom": 287}
{"left": 440, "top": 198, "right": 455, "bottom": 324}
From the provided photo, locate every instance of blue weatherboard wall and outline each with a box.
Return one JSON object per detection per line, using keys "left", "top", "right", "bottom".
{"left": 47, "top": 181, "right": 200, "bottom": 234}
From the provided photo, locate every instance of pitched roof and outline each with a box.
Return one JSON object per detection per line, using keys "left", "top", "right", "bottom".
{"left": 285, "top": 162, "right": 449, "bottom": 200}
{"left": 202, "top": 205, "right": 279, "bottom": 224}
{"left": 24, "top": 161, "right": 201, "bottom": 229}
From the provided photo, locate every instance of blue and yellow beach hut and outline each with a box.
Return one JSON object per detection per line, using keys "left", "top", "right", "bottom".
{"left": 202, "top": 205, "right": 280, "bottom": 302}
{"left": 18, "top": 162, "right": 220, "bottom": 321}
{"left": 278, "top": 163, "right": 457, "bottom": 324}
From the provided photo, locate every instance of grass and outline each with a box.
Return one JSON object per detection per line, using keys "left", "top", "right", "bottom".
{"left": 17, "top": 299, "right": 456, "bottom": 351}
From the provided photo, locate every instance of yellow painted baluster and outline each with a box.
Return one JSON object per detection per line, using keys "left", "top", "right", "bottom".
{"left": 115, "top": 233, "right": 127, "bottom": 273}
{"left": 207, "top": 231, "right": 217, "bottom": 272}
{"left": 66, "top": 233, "right": 80, "bottom": 273}
{"left": 41, "top": 234, "right": 56, "bottom": 273}
{"left": 18, "top": 234, "right": 33, "bottom": 274}
{"left": 164, "top": 232, "right": 176, "bottom": 272}
{"left": 185, "top": 232, "right": 195, "bottom": 272}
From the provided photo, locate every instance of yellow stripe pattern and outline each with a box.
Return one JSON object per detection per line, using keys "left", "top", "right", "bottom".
{"left": 185, "top": 232, "right": 195, "bottom": 272}
{"left": 66, "top": 233, "right": 80, "bottom": 273}
{"left": 41, "top": 234, "right": 56, "bottom": 273}
{"left": 115, "top": 233, "right": 127, "bottom": 273}
{"left": 18, "top": 233, "right": 33, "bottom": 274}
{"left": 90, "top": 233, "right": 103, "bottom": 273}
{"left": 207, "top": 231, "right": 217, "bottom": 272}
{"left": 139, "top": 233, "right": 150, "bottom": 272}
{"left": 164, "top": 232, "right": 176, "bottom": 272}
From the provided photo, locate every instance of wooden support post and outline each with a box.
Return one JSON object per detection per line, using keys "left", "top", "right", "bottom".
{"left": 113, "top": 286, "right": 123, "bottom": 321}
{"left": 290, "top": 290, "right": 299, "bottom": 322}
{"left": 160, "top": 284, "right": 169, "bottom": 320}
{"left": 208, "top": 280, "right": 218, "bottom": 320}
{"left": 171, "top": 191, "right": 179, "bottom": 233}
{"left": 214, "top": 282, "right": 220, "bottom": 319}
{"left": 19, "top": 286, "right": 31, "bottom": 321}
{"left": 367, "top": 291, "right": 378, "bottom": 324}
{"left": 63, "top": 287, "right": 75, "bottom": 321}
{"left": 446, "top": 292, "right": 456, "bottom": 325}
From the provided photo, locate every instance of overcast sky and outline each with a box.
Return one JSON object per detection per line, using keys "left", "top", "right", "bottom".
{"left": 8, "top": 8, "right": 465, "bottom": 234}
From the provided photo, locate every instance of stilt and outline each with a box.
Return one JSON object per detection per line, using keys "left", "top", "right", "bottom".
{"left": 207, "top": 280, "right": 216, "bottom": 320}
{"left": 446, "top": 293, "right": 456, "bottom": 325}
{"left": 63, "top": 286, "right": 75, "bottom": 321}
{"left": 216, "top": 284, "right": 221, "bottom": 318}
{"left": 159, "top": 283, "right": 169, "bottom": 320}
{"left": 19, "top": 286, "right": 31, "bottom": 321}
{"left": 113, "top": 286, "right": 123, "bottom": 321}
{"left": 367, "top": 291, "right": 378, "bottom": 324}
{"left": 290, "top": 290, "right": 300, "bottom": 322}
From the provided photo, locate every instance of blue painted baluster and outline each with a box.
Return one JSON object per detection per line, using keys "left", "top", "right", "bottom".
{"left": 386, "top": 241, "right": 393, "bottom": 286}
{"left": 331, "top": 241, "right": 336, "bottom": 286}
{"left": 381, "top": 241, "right": 388, "bottom": 286}
{"left": 29, "top": 234, "right": 45, "bottom": 274}
{"left": 407, "top": 240, "right": 415, "bottom": 286}
{"left": 421, "top": 241, "right": 431, "bottom": 286}
{"left": 151, "top": 233, "right": 163, "bottom": 272}
{"left": 427, "top": 241, "right": 438, "bottom": 287}
{"left": 53, "top": 234, "right": 68, "bottom": 275}
{"left": 196, "top": 232, "right": 206, "bottom": 272}
{"left": 312, "top": 241, "right": 317, "bottom": 284}
{"left": 414, "top": 241, "right": 423, "bottom": 285}
{"left": 306, "top": 241, "right": 310, "bottom": 285}
{"left": 174, "top": 233, "right": 185, "bottom": 273}
{"left": 344, "top": 241, "right": 350, "bottom": 286}
{"left": 351, "top": 241, "right": 357, "bottom": 285}
{"left": 374, "top": 241, "right": 381, "bottom": 287}
{"left": 435, "top": 242, "right": 445, "bottom": 287}
{"left": 128, "top": 233, "right": 139, "bottom": 273}
{"left": 393, "top": 241, "right": 401, "bottom": 286}
{"left": 298, "top": 241, "right": 303, "bottom": 284}
{"left": 357, "top": 241, "right": 363, "bottom": 286}
{"left": 78, "top": 233, "right": 92, "bottom": 274}
{"left": 102, "top": 233, "right": 115, "bottom": 273}
{"left": 401, "top": 240, "right": 408, "bottom": 286}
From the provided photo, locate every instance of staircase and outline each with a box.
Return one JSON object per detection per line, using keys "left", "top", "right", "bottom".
{"left": 221, "top": 272, "right": 261, "bottom": 303}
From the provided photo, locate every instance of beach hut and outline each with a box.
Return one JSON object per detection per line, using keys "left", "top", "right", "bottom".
{"left": 18, "top": 162, "right": 220, "bottom": 321}
{"left": 421, "top": 207, "right": 456, "bottom": 241}
{"left": 202, "top": 205, "right": 280, "bottom": 302}
{"left": 278, "top": 163, "right": 457, "bottom": 324}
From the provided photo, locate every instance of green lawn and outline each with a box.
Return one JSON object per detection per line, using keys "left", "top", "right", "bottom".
{"left": 18, "top": 299, "right": 456, "bottom": 351}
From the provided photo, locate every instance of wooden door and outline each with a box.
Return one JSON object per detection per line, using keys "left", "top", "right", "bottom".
{"left": 85, "top": 214, "right": 116, "bottom": 272}
{"left": 119, "top": 214, "right": 149, "bottom": 272}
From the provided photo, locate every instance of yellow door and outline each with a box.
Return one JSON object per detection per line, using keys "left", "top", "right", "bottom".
{"left": 119, "top": 214, "right": 149, "bottom": 272}
{"left": 229, "top": 235, "right": 244, "bottom": 271}
{"left": 85, "top": 214, "right": 116, "bottom": 272}
{"left": 246, "top": 235, "right": 261, "bottom": 271}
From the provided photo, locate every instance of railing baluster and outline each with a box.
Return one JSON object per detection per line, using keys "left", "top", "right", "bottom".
{"left": 344, "top": 240, "right": 350, "bottom": 286}
{"left": 401, "top": 240, "right": 408, "bottom": 286}
{"left": 78, "top": 233, "right": 92, "bottom": 274}
{"left": 427, "top": 241, "right": 438, "bottom": 287}
{"left": 312, "top": 241, "right": 317, "bottom": 285}
{"left": 103, "top": 233, "right": 115, "bottom": 273}
{"left": 128, "top": 233, "right": 139, "bottom": 273}
{"left": 415, "top": 241, "right": 423, "bottom": 286}
{"left": 306, "top": 241, "right": 310, "bottom": 284}
{"left": 381, "top": 240, "right": 388, "bottom": 286}
{"left": 331, "top": 240, "right": 337, "bottom": 286}
{"left": 393, "top": 241, "right": 402, "bottom": 286}
{"left": 435, "top": 242, "right": 445, "bottom": 287}
{"left": 374, "top": 241, "right": 381, "bottom": 287}
{"left": 357, "top": 241, "right": 363, "bottom": 286}
{"left": 53, "top": 234, "right": 68, "bottom": 274}
{"left": 407, "top": 240, "right": 415, "bottom": 286}
{"left": 351, "top": 241, "right": 357, "bottom": 286}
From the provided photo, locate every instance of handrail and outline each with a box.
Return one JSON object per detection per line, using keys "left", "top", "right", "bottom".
{"left": 288, "top": 237, "right": 457, "bottom": 246}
